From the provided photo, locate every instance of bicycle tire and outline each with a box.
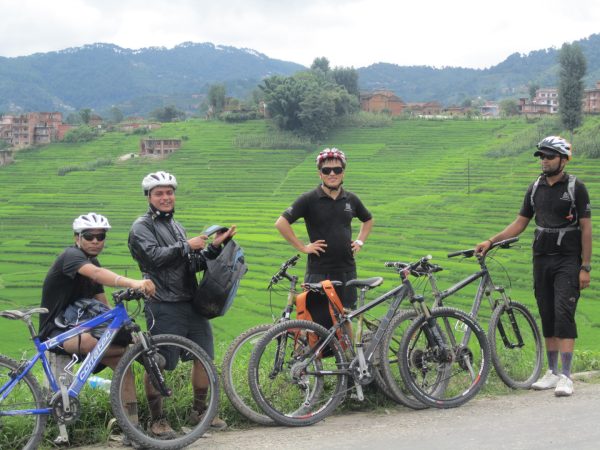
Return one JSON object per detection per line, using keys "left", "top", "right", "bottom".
{"left": 399, "top": 307, "right": 491, "bottom": 409}
{"left": 221, "top": 323, "right": 275, "bottom": 425}
{"left": 0, "top": 354, "right": 47, "bottom": 450}
{"left": 248, "top": 319, "right": 348, "bottom": 427}
{"left": 379, "top": 309, "right": 430, "bottom": 410}
{"left": 111, "top": 334, "right": 219, "bottom": 450}
{"left": 488, "top": 301, "right": 543, "bottom": 389}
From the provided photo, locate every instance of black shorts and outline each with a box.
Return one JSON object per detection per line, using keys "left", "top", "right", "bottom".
{"left": 144, "top": 301, "right": 214, "bottom": 370}
{"left": 533, "top": 254, "right": 581, "bottom": 339}
{"left": 305, "top": 269, "right": 358, "bottom": 308}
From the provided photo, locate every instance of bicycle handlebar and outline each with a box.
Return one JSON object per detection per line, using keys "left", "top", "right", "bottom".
{"left": 112, "top": 288, "right": 147, "bottom": 303}
{"left": 447, "top": 236, "right": 520, "bottom": 258}
{"left": 384, "top": 255, "right": 439, "bottom": 276}
{"left": 268, "top": 254, "right": 301, "bottom": 288}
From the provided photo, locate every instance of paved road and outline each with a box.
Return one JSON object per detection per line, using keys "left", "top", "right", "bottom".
{"left": 76, "top": 377, "right": 600, "bottom": 450}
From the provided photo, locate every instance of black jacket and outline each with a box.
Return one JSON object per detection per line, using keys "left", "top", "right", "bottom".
{"left": 128, "top": 210, "right": 220, "bottom": 303}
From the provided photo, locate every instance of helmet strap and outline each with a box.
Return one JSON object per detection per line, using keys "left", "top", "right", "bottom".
{"left": 149, "top": 203, "right": 175, "bottom": 218}
{"left": 542, "top": 158, "right": 567, "bottom": 177}
{"left": 322, "top": 180, "right": 344, "bottom": 192}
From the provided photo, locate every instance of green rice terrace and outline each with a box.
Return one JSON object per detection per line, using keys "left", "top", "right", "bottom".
{"left": 1, "top": 117, "right": 599, "bottom": 367}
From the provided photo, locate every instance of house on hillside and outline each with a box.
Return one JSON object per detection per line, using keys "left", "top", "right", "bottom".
{"left": 139, "top": 138, "right": 181, "bottom": 157}
{"left": 360, "top": 90, "right": 406, "bottom": 116}
{"left": 0, "top": 112, "right": 64, "bottom": 148}
{"left": 583, "top": 81, "right": 600, "bottom": 114}
{"left": 480, "top": 101, "right": 500, "bottom": 117}
{"left": 405, "top": 102, "right": 442, "bottom": 116}
{"left": 519, "top": 98, "right": 554, "bottom": 115}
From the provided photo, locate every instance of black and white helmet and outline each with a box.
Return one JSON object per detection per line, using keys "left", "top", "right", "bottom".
{"left": 142, "top": 171, "right": 178, "bottom": 195}
{"left": 535, "top": 136, "right": 572, "bottom": 159}
{"left": 72, "top": 213, "right": 111, "bottom": 233}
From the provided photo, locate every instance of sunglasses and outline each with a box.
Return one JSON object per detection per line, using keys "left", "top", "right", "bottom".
{"left": 80, "top": 232, "right": 107, "bottom": 242}
{"left": 538, "top": 154, "right": 558, "bottom": 161}
{"left": 320, "top": 167, "right": 344, "bottom": 175}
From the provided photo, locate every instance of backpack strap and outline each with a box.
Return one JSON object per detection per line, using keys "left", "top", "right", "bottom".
{"left": 530, "top": 175, "right": 542, "bottom": 210}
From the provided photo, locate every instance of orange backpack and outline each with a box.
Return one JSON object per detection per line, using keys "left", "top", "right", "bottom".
{"left": 295, "top": 280, "right": 348, "bottom": 351}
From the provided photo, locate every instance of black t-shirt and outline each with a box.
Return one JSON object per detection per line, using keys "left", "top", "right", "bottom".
{"left": 281, "top": 185, "right": 372, "bottom": 272}
{"left": 519, "top": 172, "right": 591, "bottom": 255}
{"left": 39, "top": 246, "right": 104, "bottom": 340}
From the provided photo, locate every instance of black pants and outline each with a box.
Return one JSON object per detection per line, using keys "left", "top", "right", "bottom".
{"left": 304, "top": 269, "right": 358, "bottom": 309}
{"left": 533, "top": 254, "right": 580, "bottom": 339}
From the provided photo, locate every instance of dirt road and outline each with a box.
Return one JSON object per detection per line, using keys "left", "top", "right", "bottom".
{"left": 75, "top": 375, "right": 600, "bottom": 450}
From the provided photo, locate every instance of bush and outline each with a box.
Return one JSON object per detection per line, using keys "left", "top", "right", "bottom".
{"left": 218, "top": 111, "right": 259, "bottom": 122}
{"left": 63, "top": 125, "right": 99, "bottom": 143}
{"left": 58, "top": 158, "right": 113, "bottom": 176}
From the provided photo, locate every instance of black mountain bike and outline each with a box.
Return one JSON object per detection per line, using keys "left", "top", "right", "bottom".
{"left": 247, "top": 256, "right": 491, "bottom": 427}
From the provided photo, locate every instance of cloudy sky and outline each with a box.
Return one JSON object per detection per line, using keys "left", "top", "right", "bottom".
{"left": 2, "top": 0, "right": 600, "bottom": 69}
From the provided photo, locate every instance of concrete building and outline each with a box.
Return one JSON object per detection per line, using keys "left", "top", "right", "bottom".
{"left": 0, "top": 112, "right": 64, "bottom": 148}
{"left": 139, "top": 138, "right": 182, "bottom": 157}
{"left": 360, "top": 90, "right": 406, "bottom": 116}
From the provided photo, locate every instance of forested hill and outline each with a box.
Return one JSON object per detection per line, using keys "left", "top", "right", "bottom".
{"left": 357, "top": 33, "right": 600, "bottom": 105}
{"left": 0, "top": 42, "right": 304, "bottom": 115}
{"left": 2, "top": 33, "right": 600, "bottom": 115}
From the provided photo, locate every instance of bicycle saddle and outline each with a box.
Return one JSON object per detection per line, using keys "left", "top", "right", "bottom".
{"left": 0, "top": 307, "right": 48, "bottom": 321}
{"left": 345, "top": 277, "right": 384, "bottom": 289}
{"left": 303, "top": 280, "right": 344, "bottom": 290}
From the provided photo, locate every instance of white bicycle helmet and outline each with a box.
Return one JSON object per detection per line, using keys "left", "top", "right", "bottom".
{"left": 535, "top": 136, "right": 572, "bottom": 160}
{"left": 142, "top": 171, "right": 178, "bottom": 195}
{"left": 72, "top": 213, "right": 111, "bottom": 233}
{"left": 316, "top": 148, "right": 347, "bottom": 168}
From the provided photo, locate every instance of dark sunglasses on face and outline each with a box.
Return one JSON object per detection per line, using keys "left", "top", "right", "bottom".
{"left": 80, "top": 232, "right": 106, "bottom": 242}
{"left": 320, "top": 167, "right": 344, "bottom": 175}
{"left": 538, "top": 154, "right": 558, "bottom": 161}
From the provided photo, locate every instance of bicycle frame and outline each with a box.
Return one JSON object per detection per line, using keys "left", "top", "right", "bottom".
{"left": 0, "top": 302, "right": 132, "bottom": 417}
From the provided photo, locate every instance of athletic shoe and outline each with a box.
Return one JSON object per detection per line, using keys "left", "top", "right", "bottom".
{"left": 531, "top": 370, "right": 560, "bottom": 390}
{"left": 554, "top": 374, "right": 574, "bottom": 397}
{"left": 149, "top": 417, "right": 177, "bottom": 439}
{"left": 188, "top": 408, "right": 228, "bottom": 430}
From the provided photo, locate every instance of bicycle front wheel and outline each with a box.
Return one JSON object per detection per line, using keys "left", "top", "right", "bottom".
{"left": 248, "top": 319, "right": 348, "bottom": 427}
{"left": 488, "top": 301, "right": 543, "bottom": 389}
{"left": 111, "top": 334, "right": 219, "bottom": 450}
{"left": 222, "top": 323, "right": 274, "bottom": 425}
{"left": 399, "top": 307, "right": 491, "bottom": 409}
{"left": 0, "top": 355, "right": 47, "bottom": 450}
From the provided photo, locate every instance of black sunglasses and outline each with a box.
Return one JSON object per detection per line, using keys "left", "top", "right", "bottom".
{"left": 538, "top": 154, "right": 558, "bottom": 161}
{"left": 80, "top": 232, "right": 107, "bottom": 242}
{"left": 320, "top": 167, "right": 344, "bottom": 175}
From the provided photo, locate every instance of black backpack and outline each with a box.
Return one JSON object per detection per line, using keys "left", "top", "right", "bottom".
{"left": 192, "top": 239, "right": 248, "bottom": 319}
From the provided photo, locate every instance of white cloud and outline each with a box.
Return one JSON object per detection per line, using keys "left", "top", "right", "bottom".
{"left": 1, "top": 0, "right": 599, "bottom": 68}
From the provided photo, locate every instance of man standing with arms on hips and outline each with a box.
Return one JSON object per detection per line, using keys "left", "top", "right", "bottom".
{"left": 475, "top": 136, "right": 592, "bottom": 397}
{"left": 128, "top": 171, "right": 235, "bottom": 435}
{"left": 275, "top": 148, "right": 373, "bottom": 308}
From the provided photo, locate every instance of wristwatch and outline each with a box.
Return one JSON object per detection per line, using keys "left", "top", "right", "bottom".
{"left": 354, "top": 239, "right": 364, "bottom": 247}
{"left": 581, "top": 264, "right": 592, "bottom": 272}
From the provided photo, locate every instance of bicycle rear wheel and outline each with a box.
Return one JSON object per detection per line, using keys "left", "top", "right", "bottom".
{"left": 0, "top": 355, "right": 47, "bottom": 450}
{"left": 221, "top": 323, "right": 274, "bottom": 425}
{"left": 488, "top": 301, "right": 543, "bottom": 389}
{"left": 111, "top": 334, "right": 219, "bottom": 450}
{"left": 248, "top": 319, "right": 348, "bottom": 427}
{"left": 399, "top": 307, "right": 491, "bottom": 409}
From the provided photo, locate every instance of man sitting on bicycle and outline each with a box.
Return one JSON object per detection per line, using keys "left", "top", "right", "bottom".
{"left": 39, "top": 213, "right": 155, "bottom": 426}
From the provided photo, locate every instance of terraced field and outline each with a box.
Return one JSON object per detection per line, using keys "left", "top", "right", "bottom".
{"left": 1, "top": 118, "right": 598, "bottom": 360}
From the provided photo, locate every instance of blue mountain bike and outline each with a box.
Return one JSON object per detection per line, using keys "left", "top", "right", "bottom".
{"left": 0, "top": 289, "right": 218, "bottom": 450}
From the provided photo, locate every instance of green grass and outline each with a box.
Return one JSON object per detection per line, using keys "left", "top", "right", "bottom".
{"left": 0, "top": 116, "right": 599, "bottom": 444}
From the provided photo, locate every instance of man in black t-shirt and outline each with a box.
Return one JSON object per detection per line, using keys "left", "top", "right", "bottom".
{"left": 475, "top": 136, "right": 592, "bottom": 397}
{"left": 275, "top": 148, "right": 373, "bottom": 307}
{"left": 40, "top": 213, "right": 154, "bottom": 429}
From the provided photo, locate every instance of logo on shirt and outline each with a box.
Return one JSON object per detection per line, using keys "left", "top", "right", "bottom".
{"left": 560, "top": 192, "right": 571, "bottom": 201}
{"left": 344, "top": 203, "right": 352, "bottom": 212}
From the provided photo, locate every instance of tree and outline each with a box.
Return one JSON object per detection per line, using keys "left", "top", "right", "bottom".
{"left": 150, "top": 105, "right": 185, "bottom": 122}
{"left": 528, "top": 82, "right": 540, "bottom": 101}
{"left": 208, "top": 84, "right": 226, "bottom": 113}
{"left": 107, "top": 107, "right": 124, "bottom": 124}
{"left": 310, "top": 57, "right": 330, "bottom": 73}
{"left": 79, "top": 108, "right": 92, "bottom": 125}
{"left": 499, "top": 98, "right": 519, "bottom": 116}
{"left": 558, "top": 42, "right": 587, "bottom": 133}
{"left": 332, "top": 67, "right": 359, "bottom": 97}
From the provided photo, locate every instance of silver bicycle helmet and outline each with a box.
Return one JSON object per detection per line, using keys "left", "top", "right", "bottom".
{"left": 72, "top": 213, "right": 111, "bottom": 233}
{"left": 142, "top": 171, "right": 178, "bottom": 195}
{"left": 535, "top": 136, "right": 572, "bottom": 160}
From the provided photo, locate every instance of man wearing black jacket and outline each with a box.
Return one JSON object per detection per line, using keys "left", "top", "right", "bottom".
{"left": 129, "top": 171, "right": 235, "bottom": 434}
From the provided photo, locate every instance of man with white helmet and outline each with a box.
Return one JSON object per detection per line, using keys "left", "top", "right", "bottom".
{"left": 128, "top": 171, "right": 235, "bottom": 435}
{"left": 275, "top": 148, "right": 373, "bottom": 308}
{"left": 39, "top": 213, "right": 155, "bottom": 431}
{"left": 475, "top": 136, "right": 592, "bottom": 397}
